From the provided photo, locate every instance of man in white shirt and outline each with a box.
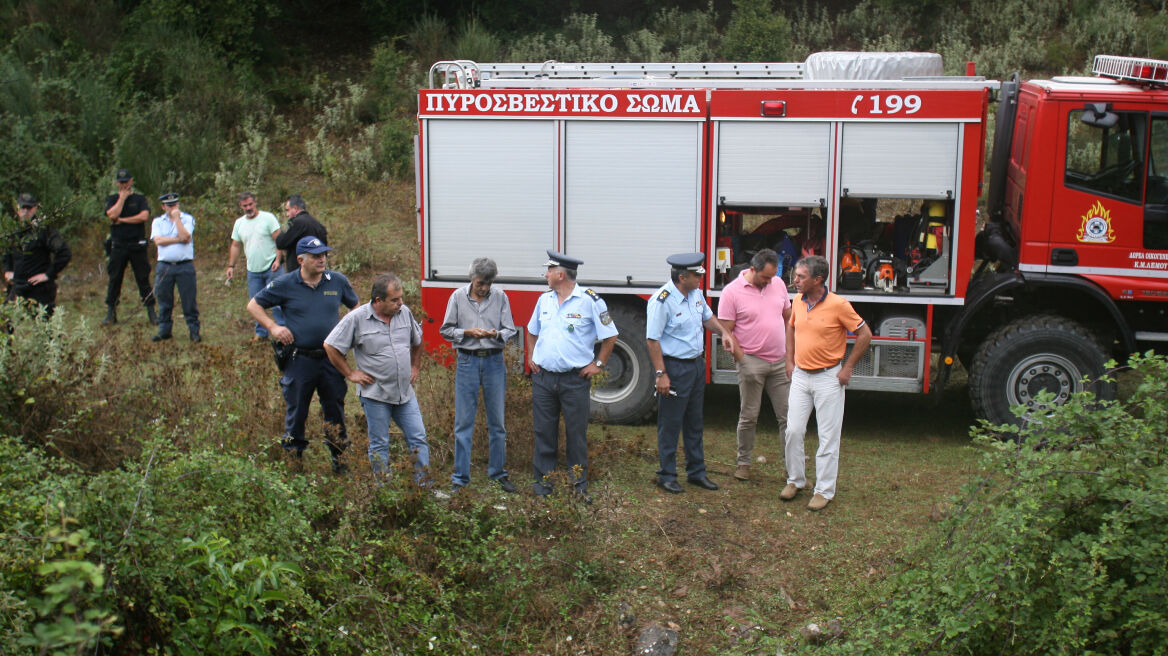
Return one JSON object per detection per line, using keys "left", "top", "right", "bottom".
{"left": 150, "top": 192, "right": 200, "bottom": 343}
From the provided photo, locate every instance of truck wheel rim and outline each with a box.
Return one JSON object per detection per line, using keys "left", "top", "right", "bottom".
{"left": 591, "top": 339, "right": 638, "bottom": 404}
{"left": 1005, "top": 354, "right": 1081, "bottom": 412}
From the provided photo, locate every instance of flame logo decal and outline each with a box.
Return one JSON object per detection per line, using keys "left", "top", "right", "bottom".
{"left": 1076, "top": 201, "right": 1116, "bottom": 243}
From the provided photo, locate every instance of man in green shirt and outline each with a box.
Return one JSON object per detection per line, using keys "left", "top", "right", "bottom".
{"left": 225, "top": 192, "right": 283, "bottom": 340}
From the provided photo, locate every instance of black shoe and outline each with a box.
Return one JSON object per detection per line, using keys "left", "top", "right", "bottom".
{"left": 496, "top": 476, "right": 518, "bottom": 493}
{"left": 657, "top": 479, "right": 684, "bottom": 494}
{"left": 687, "top": 475, "right": 719, "bottom": 491}
{"left": 190, "top": 331, "right": 201, "bottom": 343}
{"left": 101, "top": 307, "right": 117, "bottom": 325}
{"left": 151, "top": 332, "right": 172, "bottom": 342}
{"left": 575, "top": 488, "right": 593, "bottom": 505}
{"left": 331, "top": 459, "right": 348, "bottom": 475}
{"left": 146, "top": 306, "right": 159, "bottom": 325}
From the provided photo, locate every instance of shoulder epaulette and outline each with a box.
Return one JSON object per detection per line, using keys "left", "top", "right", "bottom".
{"left": 656, "top": 289, "right": 670, "bottom": 302}
{"left": 584, "top": 288, "right": 600, "bottom": 302}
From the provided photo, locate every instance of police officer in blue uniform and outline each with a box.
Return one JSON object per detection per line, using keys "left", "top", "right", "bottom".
{"left": 248, "top": 236, "right": 359, "bottom": 473}
{"left": 525, "top": 250, "right": 618, "bottom": 502}
{"left": 646, "top": 253, "right": 737, "bottom": 494}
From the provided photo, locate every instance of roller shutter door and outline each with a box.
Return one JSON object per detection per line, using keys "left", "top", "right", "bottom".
{"left": 425, "top": 119, "right": 555, "bottom": 280}
{"left": 717, "top": 121, "right": 831, "bottom": 206}
{"left": 841, "top": 122, "right": 959, "bottom": 198}
{"left": 564, "top": 120, "right": 702, "bottom": 285}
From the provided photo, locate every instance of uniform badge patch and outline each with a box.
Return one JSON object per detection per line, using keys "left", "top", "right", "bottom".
{"left": 585, "top": 288, "right": 600, "bottom": 301}
{"left": 656, "top": 289, "right": 670, "bottom": 302}
{"left": 600, "top": 311, "right": 613, "bottom": 325}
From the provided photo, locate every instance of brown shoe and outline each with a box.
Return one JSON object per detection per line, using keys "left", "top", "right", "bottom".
{"left": 780, "top": 483, "right": 802, "bottom": 501}
{"left": 807, "top": 493, "right": 831, "bottom": 511}
{"left": 734, "top": 465, "right": 750, "bottom": 481}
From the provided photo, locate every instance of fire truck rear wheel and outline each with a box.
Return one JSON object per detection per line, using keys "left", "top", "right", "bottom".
{"left": 590, "top": 304, "right": 655, "bottom": 424}
{"left": 969, "top": 314, "right": 1113, "bottom": 427}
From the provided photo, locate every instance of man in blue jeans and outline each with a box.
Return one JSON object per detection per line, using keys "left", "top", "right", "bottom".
{"left": 325, "top": 272, "right": 432, "bottom": 485}
{"left": 440, "top": 257, "right": 518, "bottom": 493}
{"left": 225, "top": 192, "right": 283, "bottom": 340}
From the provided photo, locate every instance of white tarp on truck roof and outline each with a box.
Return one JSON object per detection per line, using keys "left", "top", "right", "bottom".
{"left": 804, "top": 52, "right": 944, "bottom": 80}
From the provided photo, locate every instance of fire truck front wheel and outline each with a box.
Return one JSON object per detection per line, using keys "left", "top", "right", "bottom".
{"left": 969, "top": 314, "right": 1114, "bottom": 427}
{"left": 591, "top": 304, "right": 655, "bottom": 424}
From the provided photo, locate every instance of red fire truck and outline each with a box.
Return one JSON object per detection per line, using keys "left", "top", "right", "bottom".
{"left": 414, "top": 53, "right": 1168, "bottom": 426}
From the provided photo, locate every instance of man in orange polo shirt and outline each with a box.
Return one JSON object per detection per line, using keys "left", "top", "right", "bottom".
{"left": 782, "top": 255, "right": 872, "bottom": 511}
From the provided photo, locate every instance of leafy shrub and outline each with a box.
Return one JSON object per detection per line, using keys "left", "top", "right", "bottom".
{"left": 805, "top": 353, "right": 1168, "bottom": 654}
{"left": 213, "top": 112, "right": 288, "bottom": 203}
{"left": 719, "top": 0, "right": 792, "bottom": 62}
{"left": 407, "top": 13, "right": 450, "bottom": 65}
{"left": 367, "top": 40, "right": 421, "bottom": 120}
{"left": 453, "top": 18, "right": 502, "bottom": 63}
{"left": 509, "top": 13, "right": 618, "bottom": 63}
{"left": 304, "top": 80, "right": 386, "bottom": 185}
{"left": 0, "top": 437, "right": 122, "bottom": 655}
{"left": 0, "top": 302, "right": 109, "bottom": 448}
{"left": 647, "top": 3, "right": 720, "bottom": 62}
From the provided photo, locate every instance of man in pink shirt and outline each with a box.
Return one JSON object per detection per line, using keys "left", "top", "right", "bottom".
{"left": 717, "top": 249, "right": 792, "bottom": 481}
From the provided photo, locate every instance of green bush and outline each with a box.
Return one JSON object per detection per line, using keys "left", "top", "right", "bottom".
{"left": 509, "top": 13, "right": 618, "bottom": 63}
{"left": 453, "top": 18, "right": 503, "bottom": 63}
{"left": 367, "top": 40, "right": 422, "bottom": 120}
{"left": 646, "top": 4, "right": 720, "bottom": 62}
{"left": 804, "top": 353, "right": 1168, "bottom": 654}
{"left": 0, "top": 437, "right": 121, "bottom": 655}
{"left": 0, "top": 302, "right": 109, "bottom": 446}
{"left": 719, "top": 0, "right": 791, "bottom": 62}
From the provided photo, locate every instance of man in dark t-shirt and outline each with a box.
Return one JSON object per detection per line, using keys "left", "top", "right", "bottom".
{"left": 102, "top": 168, "right": 156, "bottom": 325}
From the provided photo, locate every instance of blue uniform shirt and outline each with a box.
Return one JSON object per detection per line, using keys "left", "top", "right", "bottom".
{"left": 527, "top": 284, "right": 619, "bottom": 371}
{"left": 253, "top": 269, "right": 358, "bottom": 348}
{"left": 150, "top": 212, "right": 196, "bottom": 262}
{"left": 646, "top": 280, "right": 713, "bottom": 359}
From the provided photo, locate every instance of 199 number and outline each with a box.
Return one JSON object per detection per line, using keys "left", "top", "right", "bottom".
{"left": 850, "top": 94, "right": 922, "bottom": 115}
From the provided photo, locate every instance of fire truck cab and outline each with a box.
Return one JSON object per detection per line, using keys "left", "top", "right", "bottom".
{"left": 414, "top": 53, "right": 1168, "bottom": 426}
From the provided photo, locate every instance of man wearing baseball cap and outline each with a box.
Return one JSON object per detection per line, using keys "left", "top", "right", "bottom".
{"left": 248, "top": 236, "right": 358, "bottom": 473}
{"left": 4, "top": 193, "right": 71, "bottom": 316}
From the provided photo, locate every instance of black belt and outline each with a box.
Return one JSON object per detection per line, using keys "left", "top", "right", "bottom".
{"left": 294, "top": 347, "right": 328, "bottom": 359}
{"left": 542, "top": 367, "right": 583, "bottom": 375}
{"left": 458, "top": 348, "right": 502, "bottom": 357}
{"left": 799, "top": 363, "right": 840, "bottom": 375}
{"left": 664, "top": 354, "right": 701, "bottom": 362}
{"left": 160, "top": 259, "right": 192, "bottom": 265}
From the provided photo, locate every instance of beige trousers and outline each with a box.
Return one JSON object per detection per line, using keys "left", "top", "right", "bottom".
{"left": 735, "top": 353, "right": 790, "bottom": 466}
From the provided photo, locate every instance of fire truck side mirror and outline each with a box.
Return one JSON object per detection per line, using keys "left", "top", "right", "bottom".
{"left": 1080, "top": 103, "right": 1119, "bottom": 129}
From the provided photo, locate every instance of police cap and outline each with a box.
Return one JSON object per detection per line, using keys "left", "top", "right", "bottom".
{"left": 667, "top": 252, "right": 706, "bottom": 274}
{"left": 297, "top": 236, "right": 332, "bottom": 255}
{"left": 544, "top": 250, "right": 582, "bottom": 271}
{"left": 158, "top": 192, "right": 180, "bottom": 205}
{"left": 115, "top": 168, "right": 132, "bottom": 182}
{"left": 16, "top": 193, "right": 38, "bottom": 208}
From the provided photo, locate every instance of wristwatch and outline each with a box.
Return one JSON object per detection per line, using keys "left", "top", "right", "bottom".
{"left": 594, "top": 359, "right": 605, "bottom": 368}
{"left": 654, "top": 369, "right": 666, "bottom": 378}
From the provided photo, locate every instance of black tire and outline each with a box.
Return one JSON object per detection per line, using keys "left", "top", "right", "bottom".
{"left": 969, "top": 314, "right": 1114, "bottom": 426}
{"left": 590, "top": 303, "right": 655, "bottom": 424}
